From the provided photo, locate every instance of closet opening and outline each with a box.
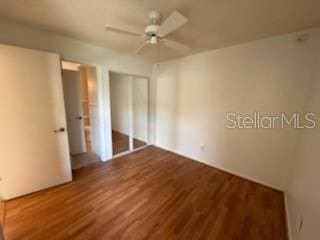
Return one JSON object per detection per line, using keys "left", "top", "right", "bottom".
{"left": 109, "top": 71, "right": 149, "bottom": 157}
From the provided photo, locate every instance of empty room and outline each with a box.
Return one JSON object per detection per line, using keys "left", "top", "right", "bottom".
{"left": 0, "top": 1, "right": 319, "bottom": 240}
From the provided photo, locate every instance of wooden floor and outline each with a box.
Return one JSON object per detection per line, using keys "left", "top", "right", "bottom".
{"left": 71, "top": 151, "right": 100, "bottom": 170}
{"left": 112, "top": 130, "right": 146, "bottom": 155}
{"left": 3, "top": 146, "right": 287, "bottom": 240}
{"left": 0, "top": 200, "right": 4, "bottom": 228}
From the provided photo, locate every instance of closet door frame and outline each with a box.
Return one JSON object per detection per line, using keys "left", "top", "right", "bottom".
{"left": 128, "top": 76, "right": 134, "bottom": 151}
{"left": 108, "top": 71, "right": 150, "bottom": 158}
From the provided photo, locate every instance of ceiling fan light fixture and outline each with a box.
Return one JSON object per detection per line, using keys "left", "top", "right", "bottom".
{"left": 150, "top": 36, "right": 158, "bottom": 45}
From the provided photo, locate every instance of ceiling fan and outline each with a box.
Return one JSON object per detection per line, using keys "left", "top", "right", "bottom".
{"left": 105, "top": 10, "right": 191, "bottom": 54}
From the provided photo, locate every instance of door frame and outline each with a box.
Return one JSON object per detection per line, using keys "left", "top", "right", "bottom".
{"left": 60, "top": 59, "right": 151, "bottom": 162}
{"left": 60, "top": 58, "right": 111, "bottom": 161}
{"left": 108, "top": 70, "right": 151, "bottom": 158}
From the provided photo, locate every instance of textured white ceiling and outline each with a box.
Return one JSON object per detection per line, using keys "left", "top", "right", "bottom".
{"left": 0, "top": 0, "right": 319, "bottom": 61}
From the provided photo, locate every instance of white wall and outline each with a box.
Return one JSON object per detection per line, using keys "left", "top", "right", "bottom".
{"left": 154, "top": 28, "right": 320, "bottom": 190}
{"left": 286, "top": 37, "right": 320, "bottom": 240}
{"left": 0, "top": 19, "right": 153, "bottom": 160}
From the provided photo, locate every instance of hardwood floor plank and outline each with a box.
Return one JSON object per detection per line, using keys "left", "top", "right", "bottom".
{"left": 0, "top": 200, "right": 5, "bottom": 240}
{"left": 4, "top": 146, "right": 287, "bottom": 240}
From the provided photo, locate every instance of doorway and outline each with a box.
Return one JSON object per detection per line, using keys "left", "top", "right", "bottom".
{"left": 62, "top": 61, "right": 101, "bottom": 169}
{"left": 109, "top": 72, "right": 149, "bottom": 156}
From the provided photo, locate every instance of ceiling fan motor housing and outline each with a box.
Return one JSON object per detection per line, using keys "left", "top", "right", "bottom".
{"left": 145, "top": 10, "right": 161, "bottom": 42}
{"left": 145, "top": 24, "right": 160, "bottom": 37}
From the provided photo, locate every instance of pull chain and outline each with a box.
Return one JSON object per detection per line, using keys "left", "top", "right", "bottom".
{"left": 157, "top": 42, "right": 160, "bottom": 69}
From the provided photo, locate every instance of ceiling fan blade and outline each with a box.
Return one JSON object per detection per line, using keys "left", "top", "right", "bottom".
{"left": 135, "top": 41, "right": 149, "bottom": 54}
{"left": 161, "top": 38, "right": 191, "bottom": 52}
{"left": 158, "top": 11, "right": 187, "bottom": 37}
{"left": 105, "top": 26, "right": 142, "bottom": 37}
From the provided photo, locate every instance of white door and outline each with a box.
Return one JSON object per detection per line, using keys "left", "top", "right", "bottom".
{"left": 62, "top": 70, "right": 86, "bottom": 154}
{"left": 0, "top": 44, "right": 72, "bottom": 200}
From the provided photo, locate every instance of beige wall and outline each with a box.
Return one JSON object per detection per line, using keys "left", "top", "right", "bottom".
{"left": 154, "top": 28, "right": 320, "bottom": 191}
{"left": 286, "top": 44, "right": 320, "bottom": 240}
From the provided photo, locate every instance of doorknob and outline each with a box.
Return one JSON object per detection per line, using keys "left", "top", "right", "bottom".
{"left": 76, "top": 116, "right": 83, "bottom": 120}
{"left": 53, "top": 127, "right": 65, "bottom": 133}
